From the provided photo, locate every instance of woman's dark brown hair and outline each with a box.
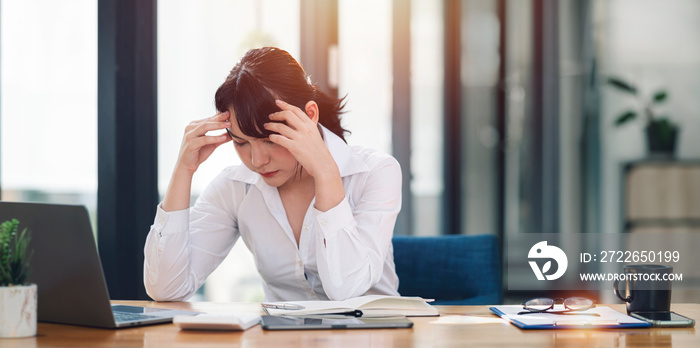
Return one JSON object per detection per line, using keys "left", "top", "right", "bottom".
{"left": 215, "top": 47, "right": 348, "bottom": 142}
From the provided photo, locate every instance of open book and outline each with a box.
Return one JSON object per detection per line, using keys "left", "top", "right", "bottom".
{"left": 262, "top": 295, "right": 438, "bottom": 317}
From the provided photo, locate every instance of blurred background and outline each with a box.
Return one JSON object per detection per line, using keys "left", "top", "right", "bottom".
{"left": 1, "top": 0, "right": 699, "bottom": 304}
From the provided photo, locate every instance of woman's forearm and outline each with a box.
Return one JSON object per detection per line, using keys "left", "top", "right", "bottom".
{"left": 161, "top": 167, "right": 194, "bottom": 212}
{"left": 313, "top": 166, "right": 345, "bottom": 212}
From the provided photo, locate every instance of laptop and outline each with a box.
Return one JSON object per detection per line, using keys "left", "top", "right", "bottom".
{"left": 0, "top": 201, "right": 199, "bottom": 328}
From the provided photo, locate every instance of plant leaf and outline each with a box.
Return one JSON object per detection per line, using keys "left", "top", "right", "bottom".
{"left": 0, "top": 219, "right": 32, "bottom": 286}
{"left": 542, "top": 261, "right": 552, "bottom": 274}
{"left": 653, "top": 90, "right": 668, "bottom": 103}
{"left": 615, "top": 111, "right": 637, "bottom": 126}
{"left": 607, "top": 77, "right": 638, "bottom": 95}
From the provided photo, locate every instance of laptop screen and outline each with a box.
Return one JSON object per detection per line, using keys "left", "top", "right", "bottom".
{"left": 1, "top": 202, "right": 118, "bottom": 327}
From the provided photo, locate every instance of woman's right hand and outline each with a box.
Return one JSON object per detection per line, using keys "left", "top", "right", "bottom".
{"left": 175, "top": 111, "right": 232, "bottom": 175}
{"left": 162, "top": 111, "right": 231, "bottom": 212}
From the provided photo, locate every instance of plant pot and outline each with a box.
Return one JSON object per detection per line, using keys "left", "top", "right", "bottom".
{"left": 645, "top": 122, "right": 679, "bottom": 157}
{"left": 0, "top": 284, "right": 37, "bottom": 338}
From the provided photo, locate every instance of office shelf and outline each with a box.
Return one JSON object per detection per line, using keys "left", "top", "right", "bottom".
{"left": 622, "top": 160, "right": 700, "bottom": 234}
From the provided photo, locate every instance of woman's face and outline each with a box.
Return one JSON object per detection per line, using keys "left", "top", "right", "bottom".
{"left": 226, "top": 108, "right": 300, "bottom": 189}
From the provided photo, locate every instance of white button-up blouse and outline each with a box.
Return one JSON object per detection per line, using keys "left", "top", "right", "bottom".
{"left": 143, "top": 126, "right": 401, "bottom": 302}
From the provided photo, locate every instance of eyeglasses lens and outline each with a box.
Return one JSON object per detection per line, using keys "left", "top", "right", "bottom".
{"left": 564, "top": 297, "right": 593, "bottom": 310}
{"left": 524, "top": 298, "right": 554, "bottom": 311}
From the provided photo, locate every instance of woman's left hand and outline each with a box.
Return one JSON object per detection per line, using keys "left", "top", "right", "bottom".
{"left": 264, "top": 99, "right": 338, "bottom": 180}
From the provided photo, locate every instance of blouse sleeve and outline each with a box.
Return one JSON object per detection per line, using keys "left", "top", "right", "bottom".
{"left": 313, "top": 155, "right": 402, "bottom": 300}
{"left": 143, "top": 174, "right": 241, "bottom": 301}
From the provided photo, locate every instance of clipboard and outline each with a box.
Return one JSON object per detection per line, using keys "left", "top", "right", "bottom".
{"left": 490, "top": 305, "right": 652, "bottom": 329}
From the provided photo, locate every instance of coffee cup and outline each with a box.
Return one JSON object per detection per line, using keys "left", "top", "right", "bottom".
{"left": 613, "top": 264, "right": 673, "bottom": 314}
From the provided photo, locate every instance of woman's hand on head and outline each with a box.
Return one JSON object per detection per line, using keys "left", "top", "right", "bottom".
{"left": 267, "top": 99, "right": 345, "bottom": 211}
{"left": 264, "top": 100, "right": 338, "bottom": 180}
{"left": 175, "top": 111, "right": 232, "bottom": 176}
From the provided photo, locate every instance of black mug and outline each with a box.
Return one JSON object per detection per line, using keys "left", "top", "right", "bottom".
{"left": 613, "top": 264, "right": 673, "bottom": 314}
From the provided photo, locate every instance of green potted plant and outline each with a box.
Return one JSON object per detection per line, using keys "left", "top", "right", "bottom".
{"left": 607, "top": 77, "right": 679, "bottom": 157}
{"left": 0, "top": 218, "right": 36, "bottom": 338}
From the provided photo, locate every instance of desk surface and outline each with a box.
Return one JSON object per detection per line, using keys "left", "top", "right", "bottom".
{"left": 7, "top": 302, "right": 700, "bottom": 347}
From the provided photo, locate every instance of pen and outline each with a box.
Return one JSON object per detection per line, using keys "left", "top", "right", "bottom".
{"left": 329, "top": 310, "right": 363, "bottom": 317}
{"left": 282, "top": 310, "right": 364, "bottom": 319}
{"left": 261, "top": 303, "right": 305, "bottom": 310}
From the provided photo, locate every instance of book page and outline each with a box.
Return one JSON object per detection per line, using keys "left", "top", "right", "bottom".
{"left": 342, "top": 295, "right": 431, "bottom": 309}
{"left": 264, "top": 300, "right": 353, "bottom": 316}
{"left": 264, "top": 296, "right": 436, "bottom": 317}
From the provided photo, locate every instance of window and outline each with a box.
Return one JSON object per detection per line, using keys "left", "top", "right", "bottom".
{"left": 1, "top": 0, "right": 98, "bottom": 230}
{"left": 338, "top": 0, "right": 392, "bottom": 152}
{"left": 410, "top": 0, "right": 444, "bottom": 236}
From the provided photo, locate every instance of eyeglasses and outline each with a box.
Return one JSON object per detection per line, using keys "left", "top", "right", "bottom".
{"left": 518, "top": 297, "right": 595, "bottom": 315}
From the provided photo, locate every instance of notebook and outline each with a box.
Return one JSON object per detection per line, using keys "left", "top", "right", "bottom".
{"left": 260, "top": 315, "right": 414, "bottom": 330}
{"left": 262, "top": 295, "right": 438, "bottom": 317}
{"left": 0, "top": 201, "right": 199, "bottom": 328}
{"left": 490, "top": 305, "right": 652, "bottom": 329}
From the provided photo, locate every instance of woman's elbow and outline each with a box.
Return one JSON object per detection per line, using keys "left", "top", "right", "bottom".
{"left": 323, "top": 268, "right": 377, "bottom": 301}
{"left": 144, "top": 275, "right": 195, "bottom": 302}
{"left": 324, "top": 285, "right": 363, "bottom": 301}
{"left": 145, "top": 285, "right": 192, "bottom": 302}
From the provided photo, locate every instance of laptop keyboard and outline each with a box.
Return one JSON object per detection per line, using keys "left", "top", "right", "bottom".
{"left": 114, "top": 311, "right": 159, "bottom": 322}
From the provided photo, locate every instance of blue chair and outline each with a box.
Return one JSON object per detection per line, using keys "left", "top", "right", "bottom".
{"left": 392, "top": 234, "right": 502, "bottom": 305}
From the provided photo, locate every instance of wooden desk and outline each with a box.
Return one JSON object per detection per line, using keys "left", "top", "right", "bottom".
{"left": 5, "top": 302, "right": 699, "bottom": 347}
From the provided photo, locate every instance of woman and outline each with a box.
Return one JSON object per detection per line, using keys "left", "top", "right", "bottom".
{"left": 144, "top": 47, "right": 401, "bottom": 302}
